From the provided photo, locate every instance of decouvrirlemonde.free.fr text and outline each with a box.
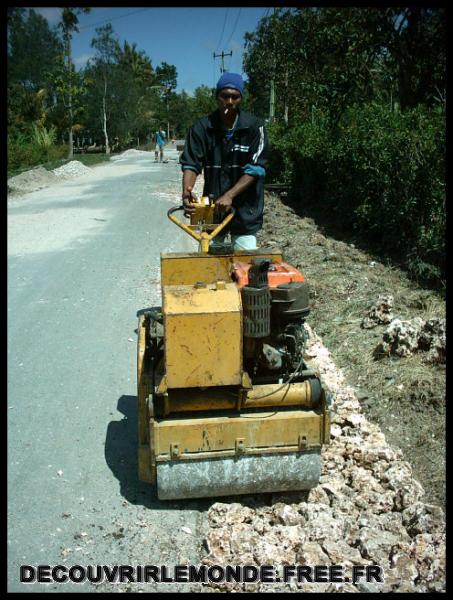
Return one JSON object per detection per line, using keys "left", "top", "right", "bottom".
{"left": 21, "top": 564, "right": 384, "bottom": 585}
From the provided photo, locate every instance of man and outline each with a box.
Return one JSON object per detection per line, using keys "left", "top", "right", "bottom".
{"left": 154, "top": 126, "right": 166, "bottom": 162}
{"left": 180, "top": 72, "right": 268, "bottom": 251}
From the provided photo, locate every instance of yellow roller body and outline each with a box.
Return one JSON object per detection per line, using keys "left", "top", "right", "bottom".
{"left": 137, "top": 211, "right": 331, "bottom": 498}
{"left": 164, "top": 281, "right": 242, "bottom": 389}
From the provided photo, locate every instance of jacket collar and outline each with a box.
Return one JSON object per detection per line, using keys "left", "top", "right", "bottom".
{"left": 207, "top": 109, "right": 250, "bottom": 131}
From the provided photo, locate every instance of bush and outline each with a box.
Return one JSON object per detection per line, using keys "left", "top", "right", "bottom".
{"left": 8, "top": 135, "right": 41, "bottom": 174}
{"left": 270, "top": 103, "right": 445, "bottom": 284}
{"left": 8, "top": 130, "right": 68, "bottom": 176}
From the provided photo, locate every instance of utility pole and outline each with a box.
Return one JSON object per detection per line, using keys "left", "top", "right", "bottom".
{"left": 213, "top": 50, "right": 233, "bottom": 73}
{"left": 269, "top": 8, "right": 276, "bottom": 122}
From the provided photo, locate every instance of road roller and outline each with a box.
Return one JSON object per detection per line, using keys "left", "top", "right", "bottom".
{"left": 137, "top": 198, "right": 331, "bottom": 500}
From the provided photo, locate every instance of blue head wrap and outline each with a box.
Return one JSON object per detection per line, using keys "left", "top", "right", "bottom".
{"left": 216, "top": 72, "right": 244, "bottom": 96}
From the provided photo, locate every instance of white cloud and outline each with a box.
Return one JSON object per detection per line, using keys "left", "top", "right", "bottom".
{"left": 73, "top": 54, "right": 94, "bottom": 69}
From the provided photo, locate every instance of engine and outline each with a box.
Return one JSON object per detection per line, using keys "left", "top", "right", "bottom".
{"left": 232, "top": 258, "right": 310, "bottom": 378}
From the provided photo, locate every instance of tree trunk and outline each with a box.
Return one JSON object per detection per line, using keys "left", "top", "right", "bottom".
{"left": 166, "top": 95, "right": 170, "bottom": 142}
{"left": 269, "top": 79, "right": 275, "bottom": 122}
{"left": 284, "top": 68, "right": 289, "bottom": 126}
{"left": 68, "top": 111, "right": 73, "bottom": 159}
{"left": 102, "top": 76, "right": 110, "bottom": 155}
{"left": 67, "top": 37, "right": 73, "bottom": 160}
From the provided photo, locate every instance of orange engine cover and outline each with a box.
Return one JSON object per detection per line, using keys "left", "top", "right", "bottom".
{"left": 232, "top": 261, "right": 305, "bottom": 289}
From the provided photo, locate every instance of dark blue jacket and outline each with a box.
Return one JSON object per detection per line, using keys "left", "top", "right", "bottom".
{"left": 180, "top": 109, "right": 268, "bottom": 235}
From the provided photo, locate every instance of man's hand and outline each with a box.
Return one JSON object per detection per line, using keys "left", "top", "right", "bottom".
{"left": 215, "top": 192, "right": 233, "bottom": 212}
{"left": 182, "top": 186, "right": 198, "bottom": 217}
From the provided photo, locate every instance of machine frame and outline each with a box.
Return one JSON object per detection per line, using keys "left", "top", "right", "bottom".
{"left": 137, "top": 205, "right": 331, "bottom": 498}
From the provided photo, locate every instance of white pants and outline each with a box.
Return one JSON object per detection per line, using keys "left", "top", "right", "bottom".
{"left": 210, "top": 232, "right": 257, "bottom": 251}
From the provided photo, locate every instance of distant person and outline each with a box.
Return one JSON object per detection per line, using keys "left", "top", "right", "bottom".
{"left": 154, "top": 126, "right": 166, "bottom": 163}
{"left": 180, "top": 72, "right": 268, "bottom": 251}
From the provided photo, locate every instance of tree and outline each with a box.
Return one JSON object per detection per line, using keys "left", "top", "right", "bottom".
{"left": 155, "top": 62, "right": 177, "bottom": 92}
{"left": 385, "top": 8, "right": 446, "bottom": 109}
{"left": 89, "top": 24, "right": 121, "bottom": 154}
{"left": 8, "top": 8, "right": 62, "bottom": 91}
{"left": 119, "top": 40, "right": 154, "bottom": 86}
{"left": 155, "top": 62, "right": 178, "bottom": 139}
{"left": 191, "top": 85, "right": 216, "bottom": 121}
{"left": 58, "top": 7, "right": 91, "bottom": 158}
{"left": 117, "top": 41, "right": 156, "bottom": 146}
{"left": 167, "top": 90, "right": 193, "bottom": 138}
{"left": 243, "top": 7, "right": 446, "bottom": 125}
{"left": 8, "top": 8, "right": 63, "bottom": 134}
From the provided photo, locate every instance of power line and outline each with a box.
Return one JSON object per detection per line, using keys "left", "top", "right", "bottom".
{"left": 215, "top": 8, "right": 229, "bottom": 53}
{"left": 78, "top": 8, "right": 152, "bottom": 31}
{"left": 224, "top": 7, "right": 241, "bottom": 50}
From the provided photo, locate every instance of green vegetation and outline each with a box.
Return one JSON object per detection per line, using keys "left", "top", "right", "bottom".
{"left": 267, "top": 104, "right": 445, "bottom": 284}
{"left": 243, "top": 8, "right": 445, "bottom": 285}
{"left": 8, "top": 132, "right": 67, "bottom": 176}
{"left": 7, "top": 7, "right": 217, "bottom": 175}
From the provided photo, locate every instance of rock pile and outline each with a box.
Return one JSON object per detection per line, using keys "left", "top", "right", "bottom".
{"left": 52, "top": 160, "right": 92, "bottom": 179}
{"left": 419, "top": 319, "right": 446, "bottom": 364}
{"left": 200, "top": 325, "right": 445, "bottom": 593}
{"left": 360, "top": 295, "right": 446, "bottom": 363}
{"left": 380, "top": 318, "right": 446, "bottom": 363}
{"left": 8, "top": 161, "right": 92, "bottom": 195}
{"left": 361, "top": 294, "right": 394, "bottom": 329}
{"left": 8, "top": 166, "right": 57, "bottom": 194}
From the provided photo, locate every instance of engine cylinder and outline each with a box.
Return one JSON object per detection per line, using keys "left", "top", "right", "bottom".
{"left": 242, "top": 286, "right": 271, "bottom": 338}
{"left": 242, "top": 258, "right": 271, "bottom": 338}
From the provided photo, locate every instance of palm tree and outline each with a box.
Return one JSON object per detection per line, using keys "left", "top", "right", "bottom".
{"left": 119, "top": 41, "right": 154, "bottom": 86}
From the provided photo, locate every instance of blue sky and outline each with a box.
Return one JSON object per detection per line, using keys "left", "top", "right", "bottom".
{"left": 34, "top": 7, "right": 271, "bottom": 94}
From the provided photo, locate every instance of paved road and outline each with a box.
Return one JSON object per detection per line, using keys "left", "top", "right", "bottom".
{"left": 7, "top": 149, "right": 212, "bottom": 592}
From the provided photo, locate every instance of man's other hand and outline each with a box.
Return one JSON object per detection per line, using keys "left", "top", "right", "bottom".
{"left": 215, "top": 192, "right": 233, "bottom": 212}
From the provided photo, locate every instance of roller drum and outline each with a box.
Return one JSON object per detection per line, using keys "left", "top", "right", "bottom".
{"left": 156, "top": 450, "right": 321, "bottom": 500}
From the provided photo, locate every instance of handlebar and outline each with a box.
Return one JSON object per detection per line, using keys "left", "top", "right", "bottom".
{"left": 167, "top": 205, "right": 235, "bottom": 253}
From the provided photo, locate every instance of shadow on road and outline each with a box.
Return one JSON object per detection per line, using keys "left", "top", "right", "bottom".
{"left": 105, "top": 395, "right": 213, "bottom": 512}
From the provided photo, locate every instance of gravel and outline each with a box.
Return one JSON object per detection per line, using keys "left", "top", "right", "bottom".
{"left": 8, "top": 166, "right": 57, "bottom": 194}
{"left": 52, "top": 160, "right": 92, "bottom": 179}
{"left": 198, "top": 325, "right": 445, "bottom": 593}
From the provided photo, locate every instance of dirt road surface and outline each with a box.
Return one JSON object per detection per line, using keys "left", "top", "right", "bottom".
{"left": 8, "top": 149, "right": 207, "bottom": 592}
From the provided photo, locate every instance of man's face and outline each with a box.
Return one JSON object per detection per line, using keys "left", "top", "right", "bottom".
{"left": 217, "top": 87, "right": 242, "bottom": 116}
